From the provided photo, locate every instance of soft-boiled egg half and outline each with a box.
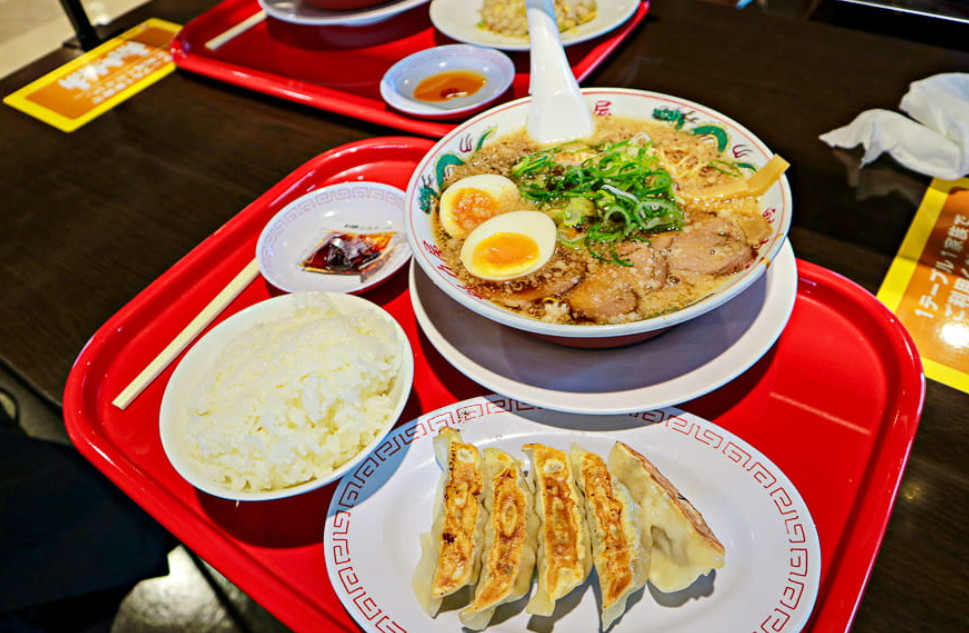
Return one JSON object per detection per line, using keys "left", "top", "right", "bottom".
{"left": 459, "top": 210, "right": 557, "bottom": 281}
{"left": 439, "top": 174, "right": 522, "bottom": 238}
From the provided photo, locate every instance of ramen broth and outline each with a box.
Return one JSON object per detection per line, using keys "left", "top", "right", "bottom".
{"left": 433, "top": 116, "right": 774, "bottom": 325}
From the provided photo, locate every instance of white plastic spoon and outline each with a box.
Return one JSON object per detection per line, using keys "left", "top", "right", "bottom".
{"left": 525, "top": 0, "right": 595, "bottom": 145}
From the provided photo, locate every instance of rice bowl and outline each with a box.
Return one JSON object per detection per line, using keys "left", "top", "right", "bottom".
{"left": 159, "top": 291, "right": 414, "bottom": 501}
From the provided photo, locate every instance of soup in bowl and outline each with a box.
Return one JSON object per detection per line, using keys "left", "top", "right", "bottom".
{"left": 404, "top": 88, "right": 793, "bottom": 348}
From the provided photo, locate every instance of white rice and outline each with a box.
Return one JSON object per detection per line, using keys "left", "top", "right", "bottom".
{"left": 187, "top": 294, "right": 403, "bottom": 492}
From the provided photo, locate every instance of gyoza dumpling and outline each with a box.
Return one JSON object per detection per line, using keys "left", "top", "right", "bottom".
{"left": 522, "top": 443, "right": 593, "bottom": 617}
{"left": 607, "top": 441, "right": 725, "bottom": 593}
{"left": 570, "top": 444, "right": 649, "bottom": 630}
{"left": 412, "top": 427, "right": 487, "bottom": 616}
{"left": 459, "top": 448, "right": 539, "bottom": 630}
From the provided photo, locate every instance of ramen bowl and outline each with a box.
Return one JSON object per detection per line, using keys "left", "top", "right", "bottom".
{"left": 403, "top": 88, "right": 793, "bottom": 348}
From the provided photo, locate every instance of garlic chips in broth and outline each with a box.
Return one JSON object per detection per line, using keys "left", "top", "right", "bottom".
{"left": 432, "top": 115, "right": 787, "bottom": 326}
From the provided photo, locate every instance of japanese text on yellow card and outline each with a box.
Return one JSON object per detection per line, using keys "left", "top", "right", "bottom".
{"left": 879, "top": 178, "right": 969, "bottom": 392}
{"left": 3, "top": 19, "right": 181, "bottom": 132}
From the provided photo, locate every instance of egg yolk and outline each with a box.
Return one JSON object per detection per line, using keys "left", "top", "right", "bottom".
{"left": 470, "top": 232, "right": 540, "bottom": 275}
{"left": 453, "top": 188, "right": 503, "bottom": 232}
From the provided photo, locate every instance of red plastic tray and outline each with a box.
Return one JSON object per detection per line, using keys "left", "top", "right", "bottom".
{"left": 169, "top": 0, "right": 650, "bottom": 138}
{"left": 64, "top": 136, "right": 924, "bottom": 633}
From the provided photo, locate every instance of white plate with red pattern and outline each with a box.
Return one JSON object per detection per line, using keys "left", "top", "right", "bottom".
{"left": 408, "top": 241, "right": 797, "bottom": 415}
{"left": 323, "top": 395, "right": 820, "bottom": 633}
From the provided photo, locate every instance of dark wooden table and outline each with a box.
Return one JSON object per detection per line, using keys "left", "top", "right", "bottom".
{"left": 1, "top": 0, "right": 967, "bottom": 630}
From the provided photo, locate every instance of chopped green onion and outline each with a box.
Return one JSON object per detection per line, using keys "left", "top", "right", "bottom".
{"left": 509, "top": 137, "right": 684, "bottom": 264}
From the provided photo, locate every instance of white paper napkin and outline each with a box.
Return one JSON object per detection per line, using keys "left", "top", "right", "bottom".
{"left": 819, "top": 73, "right": 969, "bottom": 181}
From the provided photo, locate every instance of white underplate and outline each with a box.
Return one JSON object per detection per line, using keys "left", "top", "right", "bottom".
{"left": 429, "top": 0, "right": 640, "bottom": 52}
{"left": 410, "top": 240, "right": 797, "bottom": 415}
{"left": 324, "top": 395, "right": 821, "bottom": 633}
{"left": 258, "top": 0, "right": 430, "bottom": 26}
{"left": 256, "top": 181, "right": 411, "bottom": 294}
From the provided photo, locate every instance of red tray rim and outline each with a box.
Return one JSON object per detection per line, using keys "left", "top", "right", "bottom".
{"left": 169, "top": 0, "right": 650, "bottom": 138}
{"left": 779, "top": 258, "right": 925, "bottom": 631}
{"left": 63, "top": 137, "right": 925, "bottom": 633}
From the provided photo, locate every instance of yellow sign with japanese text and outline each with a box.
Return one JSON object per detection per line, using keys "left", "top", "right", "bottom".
{"left": 3, "top": 19, "right": 180, "bottom": 132}
{"left": 878, "top": 178, "right": 969, "bottom": 393}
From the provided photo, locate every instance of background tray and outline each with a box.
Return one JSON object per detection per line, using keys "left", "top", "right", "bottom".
{"left": 64, "top": 136, "right": 924, "bottom": 633}
{"left": 169, "top": 0, "right": 650, "bottom": 138}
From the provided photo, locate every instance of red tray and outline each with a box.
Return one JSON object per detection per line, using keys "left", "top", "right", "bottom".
{"left": 169, "top": 0, "right": 650, "bottom": 138}
{"left": 64, "top": 136, "right": 924, "bottom": 633}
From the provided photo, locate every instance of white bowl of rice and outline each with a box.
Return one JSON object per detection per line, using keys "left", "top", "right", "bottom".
{"left": 159, "top": 291, "right": 413, "bottom": 501}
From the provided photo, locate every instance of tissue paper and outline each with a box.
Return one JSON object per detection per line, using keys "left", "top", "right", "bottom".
{"left": 819, "top": 73, "right": 969, "bottom": 181}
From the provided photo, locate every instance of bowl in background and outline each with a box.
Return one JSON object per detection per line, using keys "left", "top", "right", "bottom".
{"left": 403, "top": 88, "right": 793, "bottom": 348}
{"left": 303, "top": 0, "right": 388, "bottom": 9}
{"left": 380, "top": 44, "right": 515, "bottom": 120}
{"left": 159, "top": 291, "right": 414, "bottom": 501}
{"left": 259, "top": 0, "right": 430, "bottom": 26}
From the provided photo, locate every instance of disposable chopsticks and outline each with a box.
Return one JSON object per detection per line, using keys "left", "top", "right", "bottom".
{"left": 205, "top": 10, "right": 266, "bottom": 50}
{"left": 111, "top": 258, "right": 261, "bottom": 410}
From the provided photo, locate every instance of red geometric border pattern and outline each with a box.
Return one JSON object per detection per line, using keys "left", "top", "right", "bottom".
{"left": 659, "top": 414, "right": 812, "bottom": 633}
{"left": 327, "top": 399, "right": 520, "bottom": 632}
{"left": 326, "top": 402, "right": 815, "bottom": 633}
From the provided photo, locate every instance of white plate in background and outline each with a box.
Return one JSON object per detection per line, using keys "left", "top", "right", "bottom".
{"left": 430, "top": 0, "right": 640, "bottom": 52}
{"left": 409, "top": 241, "right": 798, "bottom": 415}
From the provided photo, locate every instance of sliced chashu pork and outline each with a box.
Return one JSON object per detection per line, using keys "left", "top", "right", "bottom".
{"left": 566, "top": 240, "right": 669, "bottom": 321}
{"left": 666, "top": 216, "right": 753, "bottom": 278}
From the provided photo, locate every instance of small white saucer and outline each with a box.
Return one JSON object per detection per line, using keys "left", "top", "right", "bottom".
{"left": 256, "top": 181, "right": 411, "bottom": 294}
{"left": 380, "top": 44, "right": 515, "bottom": 120}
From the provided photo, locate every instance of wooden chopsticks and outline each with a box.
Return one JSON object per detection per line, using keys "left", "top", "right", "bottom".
{"left": 111, "top": 258, "right": 261, "bottom": 410}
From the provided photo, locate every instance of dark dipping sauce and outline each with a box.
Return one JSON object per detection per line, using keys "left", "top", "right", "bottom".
{"left": 413, "top": 70, "right": 487, "bottom": 102}
{"left": 301, "top": 231, "right": 395, "bottom": 275}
